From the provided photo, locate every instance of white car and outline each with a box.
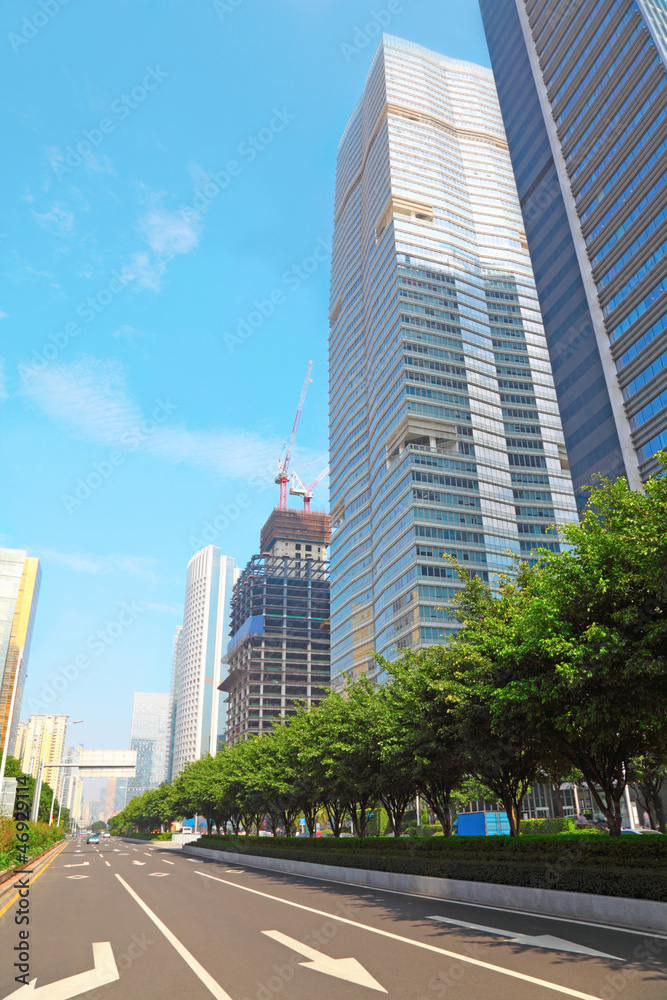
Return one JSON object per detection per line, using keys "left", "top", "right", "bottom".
{"left": 102, "top": 832, "right": 110, "bottom": 838}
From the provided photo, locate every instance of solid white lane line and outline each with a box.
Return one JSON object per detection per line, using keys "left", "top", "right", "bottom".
{"left": 195, "top": 871, "right": 606, "bottom": 1000}
{"left": 115, "top": 875, "right": 233, "bottom": 999}
{"left": 189, "top": 854, "right": 666, "bottom": 941}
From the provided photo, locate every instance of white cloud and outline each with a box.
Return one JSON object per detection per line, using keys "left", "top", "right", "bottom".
{"left": 32, "top": 203, "right": 75, "bottom": 236}
{"left": 39, "top": 549, "right": 158, "bottom": 582}
{"left": 112, "top": 324, "right": 150, "bottom": 347}
{"left": 139, "top": 207, "right": 200, "bottom": 257}
{"left": 20, "top": 355, "right": 280, "bottom": 479}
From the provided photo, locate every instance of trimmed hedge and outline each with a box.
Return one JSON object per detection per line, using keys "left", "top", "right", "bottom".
{"left": 0, "top": 820, "right": 65, "bottom": 873}
{"left": 194, "top": 833, "right": 667, "bottom": 902}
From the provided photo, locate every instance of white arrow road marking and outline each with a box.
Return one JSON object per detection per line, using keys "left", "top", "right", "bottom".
{"left": 115, "top": 875, "right": 233, "bottom": 999}
{"left": 263, "top": 930, "right": 386, "bottom": 992}
{"left": 66, "top": 876, "right": 89, "bottom": 880}
{"left": 6, "top": 942, "right": 118, "bottom": 999}
{"left": 131, "top": 861, "right": 146, "bottom": 866}
{"left": 63, "top": 862, "right": 89, "bottom": 868}
{"left": 148, "top": 872, "right": 169, "bottom": 877}
{"left": 117, "top": 853, "right": 129, "bottom": 856}
{"left": 196, "top": 871, "right": 608, "bottom": 1000}
{"left": 427, "top": 916, "right": 624, "bottom": 961}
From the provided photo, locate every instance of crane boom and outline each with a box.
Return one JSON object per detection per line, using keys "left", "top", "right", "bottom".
{"left": 289, "top": 463, "right": 329, "bottom": 511}
{"left": 276, "top": 360, "right": 313, "bottom": 507}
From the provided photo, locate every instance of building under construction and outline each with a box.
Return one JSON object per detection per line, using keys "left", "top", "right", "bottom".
{"left": 220, "top": 508, "right": 331, "bottom": 741}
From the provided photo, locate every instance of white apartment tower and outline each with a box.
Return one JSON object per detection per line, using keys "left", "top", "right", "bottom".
{"left": 171, "top": 547, "right": 237, "bottom": 775}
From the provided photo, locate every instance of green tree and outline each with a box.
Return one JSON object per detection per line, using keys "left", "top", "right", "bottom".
{"left": 452, "top": 457, "right": 667, "bottom": 836}
{"left": 381, "top": 648, "right": 467, "bottom": 836}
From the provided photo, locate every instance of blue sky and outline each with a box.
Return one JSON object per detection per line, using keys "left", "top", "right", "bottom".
{"left": 0, "top": 0, "right": 491, "bottom": 761}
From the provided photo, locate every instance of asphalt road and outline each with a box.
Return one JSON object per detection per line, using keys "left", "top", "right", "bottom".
{"left": 1, "top": 836, "right": 666, "bottom": 999}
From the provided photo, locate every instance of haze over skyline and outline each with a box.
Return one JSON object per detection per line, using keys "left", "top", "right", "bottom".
{"left": 0, "top": 0, "right": 491, "bottom": 753}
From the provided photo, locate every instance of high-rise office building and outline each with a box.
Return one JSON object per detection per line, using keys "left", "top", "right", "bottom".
{"left": 328, "top": 35, "right": 578, "bottom": 686}
{"left": 71, "top": 776, "right": 83, "bottom": 822}
{"left": 479, "top": 0, "right": 667, "bottom": 496}
{"left": 15, "top": 714, "right": 68, "bottom": 792}
{"left": 167, "top": 625, "right": 182, "bottom": 780}
{"left": 171, "top": 548, "right": 237, "bottom": 775}
{"left": 126, "top": 692, "right": 170, "bottom": 801}
{"left": 221, "top": 508, "right": 330, "bottom": 741}
{"left": 0, "top": 550, "right": 41, "bottom": 753}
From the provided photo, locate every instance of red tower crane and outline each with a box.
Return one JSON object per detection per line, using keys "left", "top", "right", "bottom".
{"left": 289, "top": 464, "right": 329, "bottom": 512}
{"left": 275, "top": 360, "right": 313, "bottom": 508}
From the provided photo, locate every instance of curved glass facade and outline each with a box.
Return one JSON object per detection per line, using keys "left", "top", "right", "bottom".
{"left": 328, "top": 36, "right": 578, "bottom": 687}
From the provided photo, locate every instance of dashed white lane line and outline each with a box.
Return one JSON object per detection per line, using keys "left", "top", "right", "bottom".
{"left": 194, "top": 871, "right": 607, "bottom": 1000}
{"left": 144, "top": 852, "right": 152, "bottom": 856}
{"left": 115, "top": 875, "right": 232, "bottom": 999}
{"left": 104, "top": 861, "right": 111, "bottom": 867}
{"left": 162, "top": 860, "right": 175, "bottom": 865}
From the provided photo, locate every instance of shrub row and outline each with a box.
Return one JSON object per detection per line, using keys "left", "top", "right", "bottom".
{"left": 193, "top": 838, "right": 667, "bottom": 901}
{"left": 0, "top": 820, "right": 65, "bottom": 873}
{"left": 198, "top": 833, "right": 667, "bottom": 866}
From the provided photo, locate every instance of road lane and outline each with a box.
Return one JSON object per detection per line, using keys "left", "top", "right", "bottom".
{"left": 1, "top": 836, "right": 665, "bottom": 1000}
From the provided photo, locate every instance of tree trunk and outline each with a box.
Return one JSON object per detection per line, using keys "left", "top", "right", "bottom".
{"left": 380, "top": 791, "right": 413, "bottom": 838}
{"left": 325, "top": 800, "right": 345, "bottom": 837}
{"left": 420, "top": 785, "right": 454, "bottom": 836}
{"left": 552, "top": 784, "right": 564, "bottom": 818}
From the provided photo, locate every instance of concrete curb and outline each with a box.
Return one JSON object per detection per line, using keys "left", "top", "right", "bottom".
{"left": 183, "top": 844, "right": 667, "bottom": 935}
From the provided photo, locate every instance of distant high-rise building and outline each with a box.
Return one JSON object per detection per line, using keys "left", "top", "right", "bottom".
{"left": 71, "top": 777, "right": 83, "bottom": 821}
{"left": 88, "top": 800, "right": 101, "bottom": 824}
{"left": 0, "top": 550, "right": 41, "bottom": 753}
{"left": 479, "top": 0, "right": 667, "bottom": 495}
{"left": 103, "top": 777, "right": 117, "bottom": 821}
{"left": 16, "top": 714, "right": 68, "bottom": 793}
{"left": 328, "top": 35, "right": 578, "bottom": 686}
{"left": 221, "top": 508, "right": 330, "bottom": 742}
{"left": 114, "top": 779, "right": 127, "bottom": 813}
{"left": 171, "top": 547, "right": 238, "bottom": 775}
{"left": 57, "top": 745, "right": 78, "bottom": 817}
{"left": 167, "top": 625, "right": 182, "bottom": 780}
{"left": 126, "top": 693, "right": 170, "bottom": 801}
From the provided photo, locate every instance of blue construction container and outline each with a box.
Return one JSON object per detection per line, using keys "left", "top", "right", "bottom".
{"left": 454, "top": 811, "right": 510, "bottom": 836}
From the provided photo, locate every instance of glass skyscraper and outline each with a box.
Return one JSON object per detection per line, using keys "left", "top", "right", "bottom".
{"left": 479, "top": 0, "right": 667, "bottom": 496}
{"left": 328, "top": 35, "right": 578, "bottom": 687}
{"left": 126, "top": 692, "right": 170, "bottom": 800}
